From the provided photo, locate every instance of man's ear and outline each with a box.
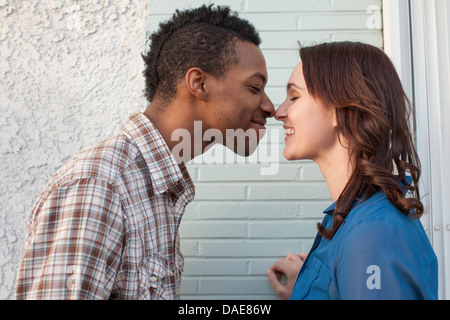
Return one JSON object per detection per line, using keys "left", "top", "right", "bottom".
{"left": 185, "top": 67, "right": 208, "bottom": 101}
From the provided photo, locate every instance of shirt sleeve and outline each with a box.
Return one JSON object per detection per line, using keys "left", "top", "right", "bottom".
{"left": 16, "top": 178, "right": 123, "bottom": 299}
{"left": 335, "top": 219, "right": 434, "bottom": 300}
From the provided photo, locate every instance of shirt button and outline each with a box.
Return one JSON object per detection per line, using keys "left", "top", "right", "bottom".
{"left": 150, "top": 276, "right": 158, "bottom": 287}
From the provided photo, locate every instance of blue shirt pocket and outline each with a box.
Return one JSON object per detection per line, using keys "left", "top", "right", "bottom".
{"left": 290, "top": 256, "right": 332, "bottom": 300}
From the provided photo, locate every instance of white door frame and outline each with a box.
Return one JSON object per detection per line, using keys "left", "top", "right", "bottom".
{"left": 383, "top": 0, "right": 450, "bottom": 300}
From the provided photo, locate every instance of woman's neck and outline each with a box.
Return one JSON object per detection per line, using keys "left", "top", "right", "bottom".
{"left": 316, "top": 146, "right": 354, "bottom": 202}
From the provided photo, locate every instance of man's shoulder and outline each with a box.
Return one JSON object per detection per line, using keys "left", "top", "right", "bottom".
{"left": 54, "top": 132, "right": 139, "bottom": 186}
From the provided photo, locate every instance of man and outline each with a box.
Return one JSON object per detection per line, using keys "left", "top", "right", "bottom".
{"left": 16, "top": 4, "right": 274, "bottom": 299}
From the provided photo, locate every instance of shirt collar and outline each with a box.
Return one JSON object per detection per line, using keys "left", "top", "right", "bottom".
{"left": 322, "top": 196, "right": 368, "bottom": 216}
{"left": 323, "top": 201, "right": 336, "bottom": 215}
{"left": 322, "top": 176, "right": 414, "bottom": 216}
{"left": 122, "top": 111, "right": 194, "bottom": 197}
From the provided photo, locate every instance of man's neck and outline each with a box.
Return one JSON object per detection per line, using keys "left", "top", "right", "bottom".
{"left": 144, "top": 105, "right": 178, "bottom": 151}
{"left": 143, "top": 102, "right": 206, "bottom": 164}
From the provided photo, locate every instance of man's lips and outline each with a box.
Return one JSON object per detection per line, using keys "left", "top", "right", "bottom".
{"left": 251, "top": 118, "right": 267, "bottom": 128}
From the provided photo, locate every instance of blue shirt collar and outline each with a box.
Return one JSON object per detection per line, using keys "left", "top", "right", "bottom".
{"left": 322, "top": 176, "right": 413, "bottom": 216}
{"left": 323, "top": 202, "right": 336, "bottom": 215}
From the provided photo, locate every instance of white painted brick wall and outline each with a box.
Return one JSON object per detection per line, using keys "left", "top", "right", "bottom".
{"left": 147, "top": 0, "right": 383, "bottom": 299}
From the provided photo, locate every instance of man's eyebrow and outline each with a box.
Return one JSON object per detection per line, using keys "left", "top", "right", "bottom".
{"left": 249, "top": 72, "right": 267, "bottom": 84}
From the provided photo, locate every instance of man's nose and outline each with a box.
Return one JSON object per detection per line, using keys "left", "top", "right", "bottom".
{"left": 261, "top": 93, "right": 275, "bottom": 118}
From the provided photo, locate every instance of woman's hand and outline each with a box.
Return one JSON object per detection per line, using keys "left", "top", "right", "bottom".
{"left": 267, "top": 252, "right": 307, "bottom": 300}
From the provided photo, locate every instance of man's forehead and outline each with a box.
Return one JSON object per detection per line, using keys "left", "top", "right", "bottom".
{"left": 231, "top": 41, "right": 268, "bottom": 79}
{"left": 248, "top": 72, "right": 267, "bottom": 84}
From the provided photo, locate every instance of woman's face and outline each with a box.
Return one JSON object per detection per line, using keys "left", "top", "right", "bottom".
{"left": 275, "top": 62, "right": 339, "bottom": 163}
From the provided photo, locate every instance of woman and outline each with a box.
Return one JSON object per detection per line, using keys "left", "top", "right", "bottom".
{"left": 267, "top": 41, "right": 438, "bottom": 300}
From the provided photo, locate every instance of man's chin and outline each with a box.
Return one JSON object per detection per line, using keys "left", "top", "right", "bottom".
{"left": 225, "top": 141, "right": 260, "bottom": 157}
{"left": 224, "top": 127, "right": 264, "bottom": 157}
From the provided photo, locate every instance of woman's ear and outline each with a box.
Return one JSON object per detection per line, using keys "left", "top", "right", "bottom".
{"left": 332, "top": 108, "right": 338, "bottom": 128}
{"left": 185, "top": 67, "right": 207, "bottom": 101}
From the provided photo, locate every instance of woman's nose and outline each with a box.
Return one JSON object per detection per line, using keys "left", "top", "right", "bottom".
{"left": 275, "top": 101, "right": 287, "bottom": 121}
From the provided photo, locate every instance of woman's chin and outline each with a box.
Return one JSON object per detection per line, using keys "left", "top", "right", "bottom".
{"left": 283, "top": 150, "right": 300, "bottom": 161}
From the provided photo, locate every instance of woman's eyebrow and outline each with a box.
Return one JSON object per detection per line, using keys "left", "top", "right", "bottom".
{"left": 286, "top": 82, "right": 305, "bottom": 91}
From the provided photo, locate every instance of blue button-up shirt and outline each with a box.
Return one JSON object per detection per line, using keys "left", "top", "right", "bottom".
{"left": 290, "top": 191, "right": 438, "bottom": 300}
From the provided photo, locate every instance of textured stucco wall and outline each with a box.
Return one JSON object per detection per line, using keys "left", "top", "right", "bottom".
{"left": 0, "top": 0, "right": 146, "bottom": 299}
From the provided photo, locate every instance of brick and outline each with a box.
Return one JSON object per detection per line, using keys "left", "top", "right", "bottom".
{"left": 248, "top": 258, "right": 282, "bottom": 275}
{"left": 248, "top": 220, "right": 320, "bottom": 238}
{"left": 179, "top": 278, "right": 198, "bottom": 295}
{"left": 179, "top": 240, "right": 199, "bottom": 256}
{"left": 189, "top": 164, "right": 302, "bottom": 182}
{"left": 183, "top": 201, "right": 302, "bottom": 220}
{"left": 260, "top": 49, "right": 301, "bottom": 68}
{"left": 245, "top": 0, "right": 332, "bottom": 12}
{"left": 266, "top": 68, "right": 294, "bottom": 87}
{"left": 183, "top": 258, "right": 248, "bottom": 275}
{"left": 298, "top": 12, "right": 372, "bottom": 30}
{"left": 246, "top": 182, "right": 331, "bottom": 200}
{"left": 265, "top": 86, "right": 288, "bottom": 105}
{"left": 199, "top": 276, "right": 273, "bottom": 295}
{"left": 331, "top": 0, "right": 381, "bottom": 11}
{"left": 300, "top": 201, "right": 333, "bottom": 218}
{"left": 197, "top": 239, "right": 303, "bottom": 257}
{"left": 192, "top": 183, "right": 247, "bottom": 200}
{"left": 240, "top": 13, "right": 300, "bottom": 31}
{"left": 332, "top": 31, "right": 383, "bottom": 48}
{"left": 260, "top": 32, "right": 332, "bottom": 51}
{"left": 179, "top": 221, "right": 248, "bottom": 238}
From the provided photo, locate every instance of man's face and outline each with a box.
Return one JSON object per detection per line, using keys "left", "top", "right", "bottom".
{"left": 203, "top": 41, "right": 275, "bottom": 156}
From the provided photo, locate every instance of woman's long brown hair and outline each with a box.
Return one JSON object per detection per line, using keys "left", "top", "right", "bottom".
{"left": 300, "top": 41, "right": 423, "bottom": 240}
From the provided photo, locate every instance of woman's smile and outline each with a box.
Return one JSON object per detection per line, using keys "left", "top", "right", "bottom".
{"left": 284, "top": 126, "right": 295, "bottom": 141}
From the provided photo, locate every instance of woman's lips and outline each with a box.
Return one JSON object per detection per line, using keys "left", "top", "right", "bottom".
{"left": 285, "top": 127, "right": 295, "bottom": 135}
{"left": 284, "top": 126, "right": 295, "bottom": 141}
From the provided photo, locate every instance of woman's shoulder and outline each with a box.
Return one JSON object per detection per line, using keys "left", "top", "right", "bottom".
{"left": 338, "top": 191, "right": 435, "bottom": 264}
{"left": 345, "top": 191, "right": 414, "bottom": 228}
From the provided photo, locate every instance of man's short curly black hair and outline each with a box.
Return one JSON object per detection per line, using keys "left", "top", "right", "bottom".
{"left": 142, "top": 4, "right": 261, "bottom": 103}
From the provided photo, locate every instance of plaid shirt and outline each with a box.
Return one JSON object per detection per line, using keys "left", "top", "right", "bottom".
{"left": 16, "top": 111, "right": 195, "bottom": 300}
